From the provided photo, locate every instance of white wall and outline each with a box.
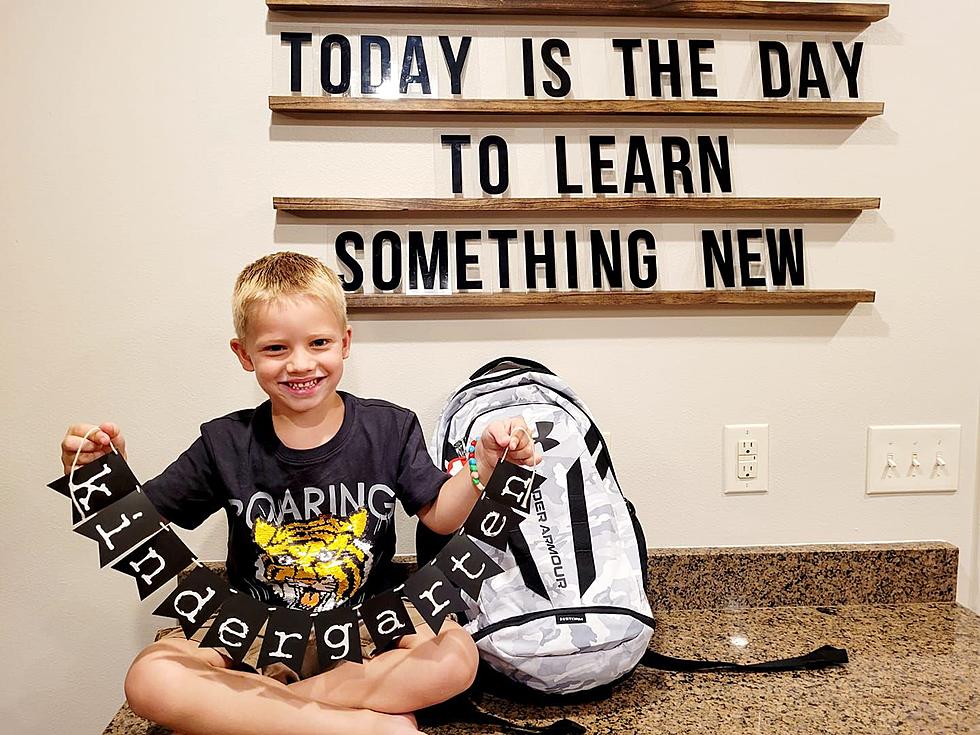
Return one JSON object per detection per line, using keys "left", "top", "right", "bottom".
{"left": 1, "top": 2, "right": 978, "bottom": 733}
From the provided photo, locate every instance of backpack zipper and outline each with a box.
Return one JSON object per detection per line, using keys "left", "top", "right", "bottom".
{"left": 472, "top": 605, "right": 655, "bottom": 642}
{"left": 452, "top": 367, "right": 533, "bottom": 396}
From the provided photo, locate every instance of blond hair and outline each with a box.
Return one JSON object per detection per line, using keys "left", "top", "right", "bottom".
{"left": 232, "top": 252, "right": 348, "bottom": 340}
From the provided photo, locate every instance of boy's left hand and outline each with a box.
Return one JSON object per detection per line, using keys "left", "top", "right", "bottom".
{"left": 476, "top": 417, "right": 542, "bottom": 477}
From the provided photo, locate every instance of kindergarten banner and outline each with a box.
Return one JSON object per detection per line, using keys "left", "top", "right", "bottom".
{"left": 47, "top": 452, "right": 531, "bottom": 675}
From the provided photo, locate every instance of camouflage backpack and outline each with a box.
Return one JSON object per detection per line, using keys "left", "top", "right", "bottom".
{"left": 419, "top": 358, "right": 849, "bottom": 705}
{"left": 421, "top": 357, "right": 654, "bottom": 695}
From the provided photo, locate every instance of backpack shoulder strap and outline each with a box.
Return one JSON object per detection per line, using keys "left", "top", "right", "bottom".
{"left": 641, "top": 644, "right": 848, "bottom": 673}
{"left": 419, "top": 693, "right": 585, "bottom": 735}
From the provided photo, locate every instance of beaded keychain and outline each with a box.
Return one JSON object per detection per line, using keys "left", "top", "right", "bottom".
{"left": 466, "top": 425, "right": 536, "bottom": 493}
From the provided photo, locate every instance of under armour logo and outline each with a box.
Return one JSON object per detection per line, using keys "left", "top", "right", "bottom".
{"left": 535, "top": 422, "right": 560, "bottom": 453}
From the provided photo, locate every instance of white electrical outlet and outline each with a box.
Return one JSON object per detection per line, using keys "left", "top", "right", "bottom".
{"left": 866, "top": 425, "right": 961, "bottom": 494}
{"left": 724, "top": 424, "right": 768, "bottom": 494}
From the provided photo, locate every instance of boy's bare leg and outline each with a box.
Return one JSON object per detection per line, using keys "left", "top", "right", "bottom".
{"left": 125, "top": 637, "right": 422, "bottom": 735}
{"left": 290, "top": 618, "right": 479, "bottom": 714}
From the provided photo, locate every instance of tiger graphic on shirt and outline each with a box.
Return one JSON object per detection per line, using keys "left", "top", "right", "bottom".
{"left": 252, "top": 507, "right": 373, "bottom": 612}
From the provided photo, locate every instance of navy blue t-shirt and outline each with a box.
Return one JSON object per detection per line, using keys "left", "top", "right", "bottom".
{"left": 143, "top": 392, "right": 448, "bottom": 612}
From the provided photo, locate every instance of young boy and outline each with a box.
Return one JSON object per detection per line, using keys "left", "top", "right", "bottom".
{"left": 59, "top": 252, "right": 539, "bottom": 735}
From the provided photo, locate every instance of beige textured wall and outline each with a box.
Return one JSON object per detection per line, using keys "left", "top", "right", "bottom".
{"left": 1, "top": 2, "right": 978, "bottom": 733}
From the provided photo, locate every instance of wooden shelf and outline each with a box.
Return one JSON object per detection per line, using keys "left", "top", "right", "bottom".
{"left": 266, "top": 1, "right": 889, "bottom": 24}
{"left": 270, "top": 97, "right": 884, "bottom": 119}
{"left": 345, "top": 290, "right": 875, "bottom": 311}
{"left": 274, "top": 196, "right": 880, "bottom": 217}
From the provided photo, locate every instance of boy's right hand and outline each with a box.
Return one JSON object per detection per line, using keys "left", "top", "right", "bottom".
{"left": 60, "top": 423, "right": 127, "bottom": 475}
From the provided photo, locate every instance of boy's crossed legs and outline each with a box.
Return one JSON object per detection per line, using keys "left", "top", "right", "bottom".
{"left": 125, "top": 618, "right": 478, "bottom": 735}
{"left": 289, "top": 617, "right": 479, "bottom": 713}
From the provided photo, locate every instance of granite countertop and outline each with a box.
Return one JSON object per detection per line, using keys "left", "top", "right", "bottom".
{"left": 436, "top": 602, "right": 980, "bottom": 735}
{"left": 103, "top": 543, "right": 980, "bottom": 735}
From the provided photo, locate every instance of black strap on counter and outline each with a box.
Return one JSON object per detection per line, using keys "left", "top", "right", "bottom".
{"left": 642, "top": 644, "right": 849, "bottom": 673}
{"left": 419, "top": 694, "right": 585, "bottom": 735}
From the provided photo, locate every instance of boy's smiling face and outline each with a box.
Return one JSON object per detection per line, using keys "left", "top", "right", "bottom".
{"left": 230, "top": 294, "right": 351, "bottom": 419}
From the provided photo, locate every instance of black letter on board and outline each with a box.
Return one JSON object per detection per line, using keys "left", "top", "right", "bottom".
{"left": 400, "top": 35, "right": 431, "bottom": 94}
{"left": 372, "top": 231, "right": 403, "bottom": 291}
{"left": 522, "top": 38, "right": 535, "bottom": 96}
{"left": 541, "top": 39, "right": 572, "bottom": 98}
{"left": 759, "top": 41, "right": 791, "bottom": 98}
{"left": 649, "top": 39, "right": 682, "bottom": 97}
{"left": 702, "top": 230, "right": 736, "bottom": 288}
{"left": 833, "top": 41, "right": 863, "bottom": 98}
{"left": 564, "top": 230, "right": 579, "bottom": 290}
{"left": 697, "top": 135, "right": 732, "bottom": 193}
{"left": 439, "top": 36, "right": 472, "bottom": 95}
{"left": 590, "top": 230, "right": 623, "bottom": 288}
{"left": 661, "top": 137, "right": 694, "bottom": 194}
{"left": 555, "top": 136, "right": 584, "bottom": 194}
{"left": 766, "top": 228, "right": 806, "bottom": 286}
{"left": 611, "top": 39, "right": 642, "bottom": 97}
{"left": 281, "top": 33, "right": 312, "bottom": 93}
{"left": 361, "top": 35, "right": 392, "bottom": 94}
{"left": 488, "top": 229, "right": 517, "bottom": 289}
{"left": 799, "top": 41, "right": 830, "bottom": 99}
{"left": 408, "top": 230, "right": 449, "bottom": 290}
{"left": 524, "top": 230, "right": 558, "bottom": 289}
{"left": 441, "top": 135, "right": 471, "bottom": 194}
{"left": 625, "top": 135, "right": 656, "bottom": 194}
{"left": 455, "top": 231, "right": 483, "bottom": 290}
{"left": 590, "top": 135, "right": 618, "bottom": 194}
{"left": 689, "top": 40, "right": 718, "bottom": 98}
{"left": 737, "top": 229, "right": 767, "bottom": 287}
{"left": 628, "top": 230, "right": 658, "bottom": 288}
{"left": 479, "top": 136, "right": 509, "bottom": 195}
{"left": 321, "top": 34, "right": 351, "bottom": 94}
{"left": 336, "top": 231, "right": 364, "bottom": 292}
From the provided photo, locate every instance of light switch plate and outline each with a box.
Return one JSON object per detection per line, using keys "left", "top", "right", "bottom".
{"left": 866, "top": 425, "right": 961, "bottom": 494}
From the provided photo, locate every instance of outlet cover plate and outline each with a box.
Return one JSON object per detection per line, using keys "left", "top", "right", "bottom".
{"left": 866, "top": 425, "right": 961, "bottom": 494}
{"left": 724, "top": 424, "right": 769, "bottom": 494}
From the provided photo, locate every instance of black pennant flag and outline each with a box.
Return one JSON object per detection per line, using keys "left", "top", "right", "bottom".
{"left": 110, "top": 527, "right": 195, "bottom": 600}
{"left": 463, "top": 495, "right": 524, "bottom": 551}
{"left": 199, "top": 593, "right": 269, "bottom": 664}
{"left": 434, "top": 534, "right": 504, "bottom": 600}
{"left": 313, "top": 606, "right": 363, "bottom": 667}
{"left": 403, "top": 564, "right": 467, "bottom": 634}
{"left": 153, "top": 565, "right": 232, "bottom": 637}
{"left": 359, "top": 591, "right": 416, "bottom": 654}
{"left": 47, "top": 451, "right": 141, "bottom": 525}
{"left": 483, "top": 459, "right": 543, "bottom": 514}
{"left": 257, "top": 608, "right": 313, "bottom": 674}
{"left": 75, "top": 491, "right": 165, "bottom": 567}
